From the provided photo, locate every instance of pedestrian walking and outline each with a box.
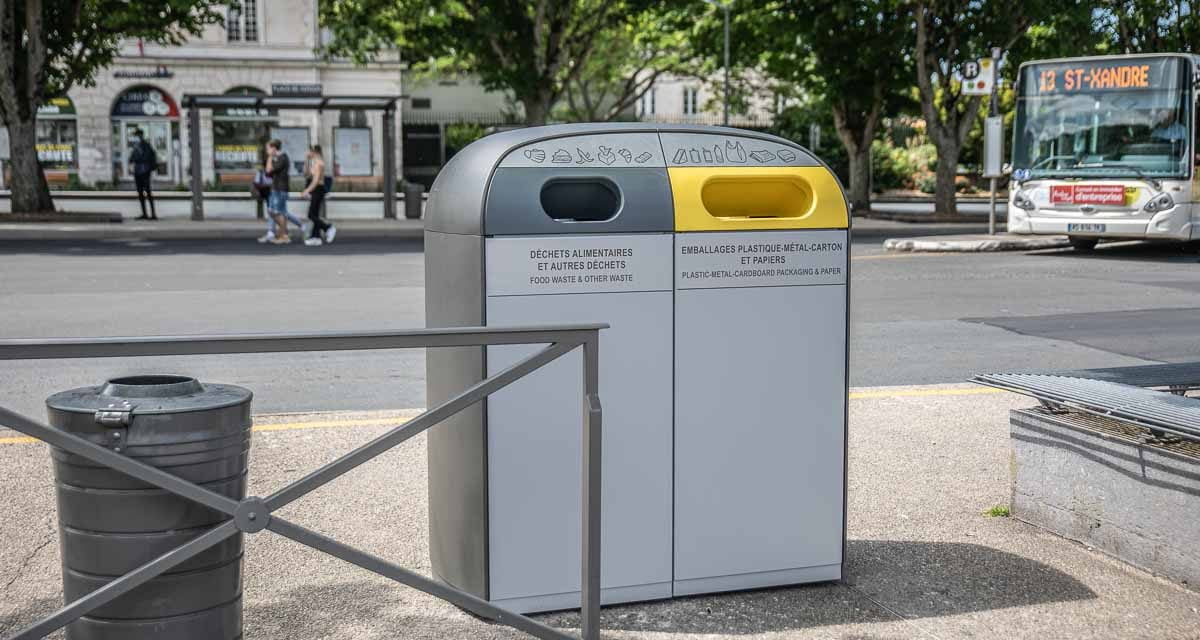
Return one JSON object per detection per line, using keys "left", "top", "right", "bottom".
{"left": 128, "top": 129, "right": 157, "bottom": 220}
{"left": 259, "top": 139, "right": 307, "bottom": 244}
{"left": 301, "top": 145, "right": 337, "bottom": 246}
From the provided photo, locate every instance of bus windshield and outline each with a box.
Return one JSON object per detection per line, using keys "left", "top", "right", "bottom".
{"left": 1013, "top": 57, "right": 1191, "bottom": 179}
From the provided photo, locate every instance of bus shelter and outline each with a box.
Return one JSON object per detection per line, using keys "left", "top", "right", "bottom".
{"left": 182, "top": 94, "right": 401, "bottom": 220}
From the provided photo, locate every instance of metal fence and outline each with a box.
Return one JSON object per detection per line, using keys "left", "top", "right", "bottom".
{"left": 0, "top": 324, "right": 605, "bottom": 640}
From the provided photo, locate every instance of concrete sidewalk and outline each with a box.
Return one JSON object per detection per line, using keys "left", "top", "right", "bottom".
{"left": 884, "top": 233, "right": 1071, "bottom": 252}
{"left": 2, "top": 385, "right": 1197, "bottom": 639}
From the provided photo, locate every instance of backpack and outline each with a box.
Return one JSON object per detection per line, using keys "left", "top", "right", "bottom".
{"left": 132, "top": 142, "right": 157, "bottom": 176}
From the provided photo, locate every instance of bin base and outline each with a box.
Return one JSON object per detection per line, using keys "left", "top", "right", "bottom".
{"left": 672, "top": 563, "right": 841, "bottom": 597}
{"left": 491, "top": 581, "right": 672, "bottom": 615}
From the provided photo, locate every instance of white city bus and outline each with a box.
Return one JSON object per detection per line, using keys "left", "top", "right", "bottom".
{"left": 1008, "top": 54, "right": 1199, "bottom": 250}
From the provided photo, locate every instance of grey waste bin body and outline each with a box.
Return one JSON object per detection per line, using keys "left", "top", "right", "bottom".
{"left": 427, "top": 124, "right": 675, "bottom": 613}
{"left": 425, "top": 123, "right": 849, "bottom": 613}
{"left": 47, "top": 375, "right": 251, "bottom": 640}
{"left": 661, "top": 130, "right": 851, "bottom": 595}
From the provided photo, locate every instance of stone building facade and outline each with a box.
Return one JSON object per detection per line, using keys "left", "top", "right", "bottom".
{"left": 8, "top": 0, "right": 402, "bottom": 188}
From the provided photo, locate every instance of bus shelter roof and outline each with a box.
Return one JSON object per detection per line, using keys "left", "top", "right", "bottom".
{"left": 182, "top": 95, "right": 402, "bottom": 111}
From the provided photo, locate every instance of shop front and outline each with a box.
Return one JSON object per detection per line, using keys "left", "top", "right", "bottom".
{"left": 110, "top": 85, "right": 180, "bottom": 183}
{"left": 0, "top": 97, "right": 79, "bottom": 188}
{"left": 212, "top": 86, "right": 277, "bottom": 184}
{"left": 37, "top": 97, "right": 79, "bottom": 183}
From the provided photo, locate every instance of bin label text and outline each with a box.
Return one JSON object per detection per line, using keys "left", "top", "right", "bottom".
{"left": 487, "top": 234, "right": 673, "bottom": 296}
{"left": 675, "top": 230, "right": 847, "bottom": 289}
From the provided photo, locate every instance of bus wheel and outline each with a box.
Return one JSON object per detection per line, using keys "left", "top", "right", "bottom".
{"left": 1068, "top": 236, "right": 1098, "bottom": 252}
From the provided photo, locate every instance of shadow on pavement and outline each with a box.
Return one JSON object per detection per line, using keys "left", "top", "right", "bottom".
{"left": 539, "top": 539, "right": 1096, "bottom": 635}
{"left": 0, "top": 236, "right": 423, "bottom": 257}
{"left": 0, "top": 541, "right": 1097, "bottom": 638}
{"left": 1027, "top": 240, "right": 1200, "bottom": 263}
{"left": 0, "top": 597, "right": 65, "bottom": 639}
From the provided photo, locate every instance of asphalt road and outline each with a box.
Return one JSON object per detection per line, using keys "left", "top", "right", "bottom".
{"left": 1, "top": 227, "right": 1197, "bottom": 417}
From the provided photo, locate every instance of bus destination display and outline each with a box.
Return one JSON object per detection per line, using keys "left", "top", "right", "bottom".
{"left": 1024, "top": 57, "right": 1183, "bottom": 95}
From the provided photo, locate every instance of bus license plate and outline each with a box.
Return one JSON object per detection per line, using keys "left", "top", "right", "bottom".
{"left": 1067, "top": 223, "right": 1106, "bottom": 233}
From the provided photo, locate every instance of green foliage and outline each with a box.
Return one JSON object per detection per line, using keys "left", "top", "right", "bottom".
{"left": 445, "top": 122, "right": 489, "bottom": 156}
{"left": 0, "top": 1, "right": 224, "bottom": 123}
{"left": 872, "top": 134, "right": 938, "bottom": 193}
{"left": 985, "top": 504, "right": 1011, "bottom": 518}
{"left": 558, "top": 5, "right": 703, "bottom": 122}
{"left": 320, "top": 0, "right": 674, "bottom": 124}
{"left": 705, "top": 1, "right": 914, "bottom": 209}
{"left": 1094, "top": 0, "right": 1200, "bottom": 53}
{"left": 771, "top": 100, "right": 848, "bottom": 183}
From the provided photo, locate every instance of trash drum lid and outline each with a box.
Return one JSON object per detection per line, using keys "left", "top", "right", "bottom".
{"left": 46, "top": 374, "right": 252, "bottom": 416}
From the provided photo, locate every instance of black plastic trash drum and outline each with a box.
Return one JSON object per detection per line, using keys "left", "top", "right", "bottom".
{"left": 46, "top": 375, "right": 252, "bottom": 640}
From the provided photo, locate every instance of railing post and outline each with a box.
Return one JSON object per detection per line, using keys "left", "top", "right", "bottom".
{"left": 581, "top": 334, "right": 601, "bottom": 640}
{"left": 187, "top": 102, "right": 204, "bottom": 221}
{"left": 382, "top": 107, "right": 397, "bottom": 220}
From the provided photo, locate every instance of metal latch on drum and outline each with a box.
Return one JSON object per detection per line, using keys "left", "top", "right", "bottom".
{"left": 94, "top": 403, "right": 133, "bottom": 451}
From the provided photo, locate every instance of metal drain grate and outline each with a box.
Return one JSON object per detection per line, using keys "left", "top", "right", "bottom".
{"left": 973, "top": 372, "right": 1200, "bottom": 443}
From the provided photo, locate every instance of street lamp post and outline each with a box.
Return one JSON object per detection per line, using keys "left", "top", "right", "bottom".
{"left": 704, "top": 0, "right": 732, "bottom": 126}
{"left": 723, "top": 2, "right": 730, "bottom": 126}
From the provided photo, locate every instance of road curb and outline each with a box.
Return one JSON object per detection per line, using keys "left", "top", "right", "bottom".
{"left": 0, "top": 220, "right": 425, "bottom": 241}
{"left": 883, "top": 234, "right": 1070, "bottom": 252}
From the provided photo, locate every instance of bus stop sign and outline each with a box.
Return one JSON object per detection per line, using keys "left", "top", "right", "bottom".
{"left": 962, "top": 58, "right": 995, "bottom": 95}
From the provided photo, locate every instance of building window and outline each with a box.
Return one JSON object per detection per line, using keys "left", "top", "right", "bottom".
{"left": 227, "top": 0, "right": 259, "bottom": 42}
{"left": 683, "top": 87, "right": 699, "bottom": 115}
{"left": 339, "top": 109, "right": 368, "bottom": 128}
{"left": 639, "top": 88, "right": 656, "bottom": 116}
{"left": 411, "top": 97, "right": 432, "bottom": 110}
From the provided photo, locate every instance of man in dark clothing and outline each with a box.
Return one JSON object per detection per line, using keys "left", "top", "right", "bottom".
{"left": 128, "top": 129, "right": 157, "bottom": 220}
{"left": 261, "top": 139, "right": 306, "bottom": 243}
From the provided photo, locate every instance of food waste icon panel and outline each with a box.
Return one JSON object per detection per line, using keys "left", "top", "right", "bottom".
{"left": 500, "top": 132, "right": 665, "bottom": 168}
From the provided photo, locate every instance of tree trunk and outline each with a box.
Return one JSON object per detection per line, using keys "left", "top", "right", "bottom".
{"left": 523, "top": 97, "right": 552, "bottom": 126}
{"left": 933, "top": 138, "right": 959, "bottom": 217}
{"left": 6, "top": 116, "right": 55, "bottom": 214}
{"left": 845, "top": 144, "right": 871, "bottom": 215}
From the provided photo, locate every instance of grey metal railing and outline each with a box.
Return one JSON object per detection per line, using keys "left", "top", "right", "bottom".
{"left": 0, "top": 324, "right": 605, "bottom": 640}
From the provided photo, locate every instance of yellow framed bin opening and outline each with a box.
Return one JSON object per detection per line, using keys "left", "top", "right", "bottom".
{"left": 668, "top": 166, "right": 849, "bottom": 231}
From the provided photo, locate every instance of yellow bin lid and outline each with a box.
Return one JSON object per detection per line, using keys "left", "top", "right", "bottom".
{"left": 660, "top": 131, "right": 848, "bottom": 231}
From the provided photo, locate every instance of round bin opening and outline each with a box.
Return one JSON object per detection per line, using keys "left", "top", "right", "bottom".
{"left": 700, "top": 176, "right": 813, "bottom": 219}
{"left": 102, "top": 375, "right": 203, "bottom": 398}
{"left": 539, "top": 178, "right": 622, "bottom": 222}
{"left": 108, "top": 375, "right": 195, "bottom": 386}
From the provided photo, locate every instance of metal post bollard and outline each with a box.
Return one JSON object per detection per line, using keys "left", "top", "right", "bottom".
{"left": 46, "top": 375, "right": 251, "bottom": 640}
{"left": 404, "top": 181, "right": 424, "bottom": 220}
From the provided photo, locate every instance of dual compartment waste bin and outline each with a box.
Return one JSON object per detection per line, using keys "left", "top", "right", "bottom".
{"left": 425, "top": 123, "right": 849, "bottom": 613}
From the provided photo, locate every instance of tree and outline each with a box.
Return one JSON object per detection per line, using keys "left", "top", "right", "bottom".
{"left": 0, "top": 0, "right": 223, "bottom": 214}
{"left": 912, "top": 0, "right": 1076, "bottom": 216}
{"left": 558, "top": 6, "right": 699, "bottom": 122}
{"left": 321, "top": 0, "right": 668, "bottom": 126}
{"left": 1095, "top": 0, "right": 1200, "bottom": 52}
{"left": 721, "top": 1, "right": 913, "bottom": 213}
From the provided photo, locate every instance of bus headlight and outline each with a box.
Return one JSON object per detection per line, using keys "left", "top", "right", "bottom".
{"left": 1143, "top": 192, "right": 1175, "bottom": 213}
{"left": 1013, "top": 191, "right": 1036, "bottom": 211}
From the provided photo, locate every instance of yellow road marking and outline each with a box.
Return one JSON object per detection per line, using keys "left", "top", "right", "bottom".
{"left": 0, "top": 388, "right": 1011, "bottom": 446}
{"left": 252, "top": 411, "right": 423, "bottom": 433}
{"left": 849, "top": 387, "right": 1005, "bottom": 399}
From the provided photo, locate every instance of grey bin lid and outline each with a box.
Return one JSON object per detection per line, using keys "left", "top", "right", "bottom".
{"left": 424, "top": 123, "right": 824, "bottom": 237}
{"left": 46, "top": 374, "right": 252, "bottom": 416}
